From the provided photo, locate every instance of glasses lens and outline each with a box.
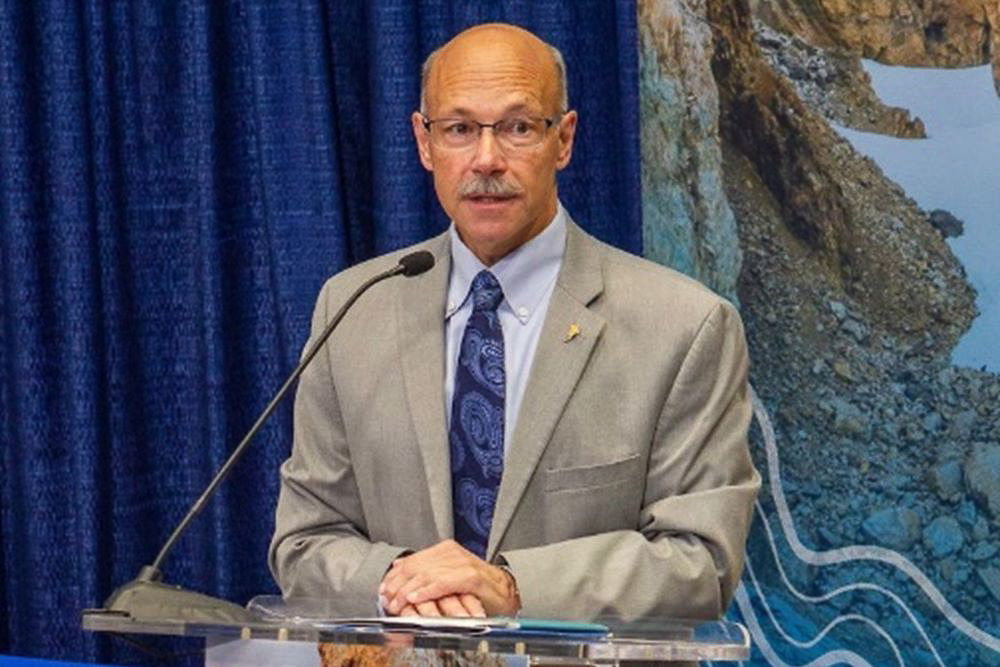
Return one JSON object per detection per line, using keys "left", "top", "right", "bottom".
{"left": 496, "top": 117, "right": 549, "bottom": 147}
{"left": 433, "top": 120, "right": 479, "bottom": 148}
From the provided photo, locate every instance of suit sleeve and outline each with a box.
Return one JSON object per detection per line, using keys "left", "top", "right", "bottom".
{"left": 499, "top": 301, "right": 760, "bottom": 620}
{"left": 268, "top": 279, "right": 409, "bottom": 605}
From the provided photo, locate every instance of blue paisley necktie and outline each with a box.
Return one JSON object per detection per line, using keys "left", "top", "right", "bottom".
{"left": 450, "top": 270, "right": 505, "bottom": 558}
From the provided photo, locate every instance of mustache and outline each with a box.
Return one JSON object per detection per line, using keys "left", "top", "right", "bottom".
{"left": 458, "top": 176, "right": 523, "bottom": 198}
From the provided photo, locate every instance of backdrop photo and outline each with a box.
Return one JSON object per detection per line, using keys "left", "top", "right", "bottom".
{"left": 638, "top": 1, "right": 999, "bottom": 665}
{"left": 3, "top": 0, "right": 999, "bottom": 666}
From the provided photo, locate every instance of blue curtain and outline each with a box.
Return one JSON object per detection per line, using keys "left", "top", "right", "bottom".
{"left": 0, "top": 0, "right": 640, "bottom": 663}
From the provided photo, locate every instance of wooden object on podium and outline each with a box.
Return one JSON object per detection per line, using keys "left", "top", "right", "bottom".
{"left": 318, "top": 644, "right": 504, "bottom": 667}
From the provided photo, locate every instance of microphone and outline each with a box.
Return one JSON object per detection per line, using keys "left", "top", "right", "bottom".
{"left": 398, "top": 250, "right": 434, "bottom": 276}
{"left": 90, "top": 250, "right": 435, "bottom": 624}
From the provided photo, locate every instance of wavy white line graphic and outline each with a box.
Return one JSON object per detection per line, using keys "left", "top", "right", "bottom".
{"left": 735, "top": 583, "right": 875, "bottom": 667}
{"left": 752, "top": 499, "right": 943, "bottom": 666}
{"left": 743, "top": 551, "right": 906, "bottom": 665}
{"left": 750, "top": 387, "right": 1000, "bottom": 654}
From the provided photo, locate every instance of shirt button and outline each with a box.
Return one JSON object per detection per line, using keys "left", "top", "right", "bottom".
{"left": 517, "top": 306, "right": 529, "bottom": 318}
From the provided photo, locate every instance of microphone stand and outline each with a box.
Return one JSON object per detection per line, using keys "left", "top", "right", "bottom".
{"left": 86, "top": 252, "right": 433, "bottom": 623}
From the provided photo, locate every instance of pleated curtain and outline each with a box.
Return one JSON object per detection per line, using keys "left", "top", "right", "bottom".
{"left": 0, "top": 1, "right": 639, "bottom": 662}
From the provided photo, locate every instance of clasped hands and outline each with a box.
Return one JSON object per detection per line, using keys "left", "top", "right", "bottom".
{"left": 379, "top": 539, "right": 520, "bottom": 617}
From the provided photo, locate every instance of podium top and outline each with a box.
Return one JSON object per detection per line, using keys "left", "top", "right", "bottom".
{"left": 83, "top": 595, "right": 749, "bottom": 662}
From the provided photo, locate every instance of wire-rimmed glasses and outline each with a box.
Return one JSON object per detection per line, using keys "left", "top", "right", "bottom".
{"left": 421, "top": 115, "right": 561, "bottom": 150}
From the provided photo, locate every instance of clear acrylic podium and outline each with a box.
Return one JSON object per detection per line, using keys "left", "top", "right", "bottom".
{"left": 82, "top": 595, "right": 750, "bottom": 666}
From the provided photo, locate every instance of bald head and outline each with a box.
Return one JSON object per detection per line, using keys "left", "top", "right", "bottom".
{"left": 419, "top": 23, "right": 568, "bottom": 116}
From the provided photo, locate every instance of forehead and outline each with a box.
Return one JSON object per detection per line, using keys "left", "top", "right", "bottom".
{"left": 427, "top": 33, "right": 559, "bottom": 116}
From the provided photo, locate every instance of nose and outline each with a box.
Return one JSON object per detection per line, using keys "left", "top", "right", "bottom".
{"left": 469, "top": 127, "right": 507, "bottom": 175}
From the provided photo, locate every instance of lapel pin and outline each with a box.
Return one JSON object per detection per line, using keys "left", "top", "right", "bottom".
{"left": 564, "top": 323, "right": 581, "bottom": 343}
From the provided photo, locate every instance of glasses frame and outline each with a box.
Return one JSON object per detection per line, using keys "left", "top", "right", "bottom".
{"left": 420, "top": 114, "right": 562, "bottom": 150}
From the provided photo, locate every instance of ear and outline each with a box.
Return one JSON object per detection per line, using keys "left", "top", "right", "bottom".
{"left": 554, "top": 110, "right": 578, "bottom": 170}
{"left": 412, "top": 111, "right": 434, "bottom": 171}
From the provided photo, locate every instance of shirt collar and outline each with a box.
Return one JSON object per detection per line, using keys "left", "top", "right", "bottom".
{"left": 446, "top": 202, "right": 568, "bottom": 325}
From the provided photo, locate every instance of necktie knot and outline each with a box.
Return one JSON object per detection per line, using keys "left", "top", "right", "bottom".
{"left": 471, "top": 270, "right": 504, "bottom": 312}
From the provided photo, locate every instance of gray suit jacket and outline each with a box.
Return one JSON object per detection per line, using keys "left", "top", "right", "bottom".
{"left": 269, "top": 220, "right": 759, "bottom": 620}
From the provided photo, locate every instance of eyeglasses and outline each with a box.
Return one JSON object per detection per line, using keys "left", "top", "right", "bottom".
{"left": 421, "top": 115, "right": 560, "bottom": 150}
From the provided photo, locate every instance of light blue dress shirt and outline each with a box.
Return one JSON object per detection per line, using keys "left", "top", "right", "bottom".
{"left": 445, "top": 204, "right": 568, "bottom": 452}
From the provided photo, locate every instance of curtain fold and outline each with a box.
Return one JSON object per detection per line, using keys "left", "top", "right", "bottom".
{"left": 0, "top": 1, "right": 640, "bottom": 662}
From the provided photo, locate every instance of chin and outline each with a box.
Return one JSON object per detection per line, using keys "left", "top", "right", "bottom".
{"left": 456, "top": 211, "right": 520, "bottom": 238}
{"left": 465, "top": 224, "right": 519, "bottom": 248}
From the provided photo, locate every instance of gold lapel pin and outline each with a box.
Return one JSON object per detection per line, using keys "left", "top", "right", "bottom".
{"left": 564, "top": 323, "right": 581, "bottom": 342}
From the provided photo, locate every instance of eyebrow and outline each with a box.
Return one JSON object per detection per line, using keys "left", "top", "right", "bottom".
{"left": 436, "top": 103, "right": 539, "bottom": 118}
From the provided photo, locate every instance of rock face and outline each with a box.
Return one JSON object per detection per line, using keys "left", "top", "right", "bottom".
{"left": 639, "top": 0, "right": 742, "bottom": 301}
{"left": 753, "top": 20, "right": 927, "bottom": 137}
{"left": 638, "top": 0, "right": 997, "bottom": 660}
{"left": 707, "top": 0, "right": 975, "bottom": 350}
{"left": 929, "top": 460, "right": 964, "bottom": 499}
{"left": 965, "top": 443, "right": 1000, "bottom": 518}
{"left": 979, "top": 567, "right": 1000, "bottom": 604}
{"left": 923, "top": 515, "right": 965, "bottom": 557}
{"left": 751, "top": 0, "right": 1000, "bottom": 95}
{"left": 928, "top": 209, "right": 965, "bottom": 238}
{"left": 863, "top": 506, "right": 922, "bottom": 549}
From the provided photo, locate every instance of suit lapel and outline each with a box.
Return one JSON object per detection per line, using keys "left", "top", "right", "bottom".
{"left": 487, "top": 222, "right": 606, "bottom": 558}
{"left": 397, "top": 233, "right": 453, "bottom": 541}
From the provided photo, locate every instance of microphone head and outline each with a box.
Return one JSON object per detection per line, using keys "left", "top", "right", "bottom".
{"left": 398, "top": 250, "right": 435, "bottom": 277}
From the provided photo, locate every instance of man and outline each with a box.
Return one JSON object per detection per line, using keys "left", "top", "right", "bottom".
{"left": 269, "top": 23, "right": 759, "bottom": 621}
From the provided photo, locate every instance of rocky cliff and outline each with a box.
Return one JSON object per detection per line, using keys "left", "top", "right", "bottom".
{"left": 639, "top": 0, "right": 742, "bottom": 301}
{"left": 752, "top": 0, "right": 1000, "bottom": 95}
{"left": 753, "top": 20, "right": 927, "bottom": 137}
{"left": 642, "top": 0, "right": 975, "bottom": 341}
{"left": 706, "top": 1, "right": 976, "bottom": 345}
{"left": 640, "top": 0, "right": 999, "bottom": 660}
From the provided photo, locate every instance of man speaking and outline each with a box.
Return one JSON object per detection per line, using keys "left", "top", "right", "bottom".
{"left": 269, "top": 22, "right": 759, "bottom": 621}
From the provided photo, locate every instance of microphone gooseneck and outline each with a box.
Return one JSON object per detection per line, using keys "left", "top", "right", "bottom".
{"left": 98, "top": 250, "right": 435, "bottom": 623}
{"left": 149, "top": 250, "right": 435, "bottom": 573}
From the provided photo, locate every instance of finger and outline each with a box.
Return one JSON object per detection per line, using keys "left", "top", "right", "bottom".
{"left": 435, "top": 594, "right": 470, "bottom": 618}
{"left": 387, "top": 571, "right": 433, "bottom": 614}
{"left": 381, "top": 570, "right": 408, "bottom": 600}
{"left": 415, "top": 600, "right": 442, "bottom": 617}
{"left": 411, "top": 564, "right": 513, "bottom": 616}
{"left": 459, "top": 593, "right": 487, "bottom": 618}
{"left": 404, "top": 568, "right": 478, "bottom": 606}
{"left": 383, "top": 542, "right": 488, "bottom": 611}
{"left": 382, "top": 544, "right": 459, "bottom": 597}
{"left": 393, "top": 544, "right": 441, "bottom": 569}
{"left": 398, "top": 604, "right": 419, "bottom": 617}
{"left": 381, "top": 557, "right": 416, "bottom": 596}
{"left": 390, "top": 541, "right": 479, "bottom": 583}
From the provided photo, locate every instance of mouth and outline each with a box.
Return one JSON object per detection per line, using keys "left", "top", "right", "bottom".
{"left": 465, "top": 194, "right": 517, "bottom": 204}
